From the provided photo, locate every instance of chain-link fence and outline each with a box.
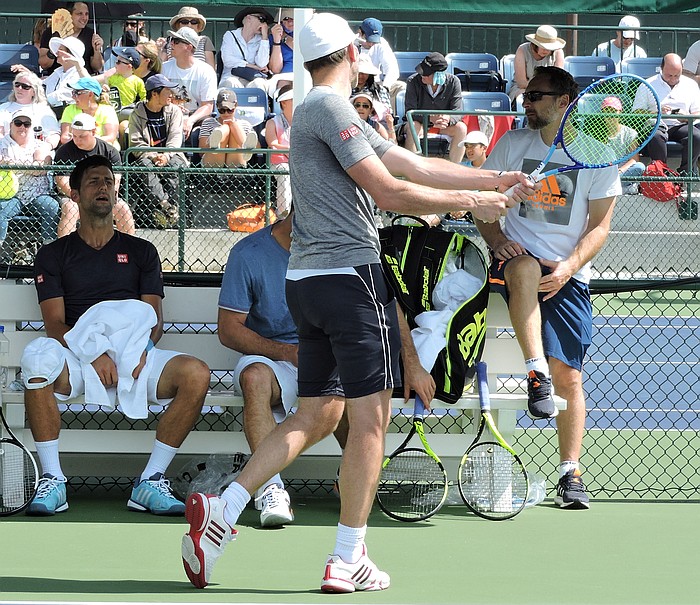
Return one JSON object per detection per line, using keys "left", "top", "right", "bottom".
{"left": 2, "top": 132, "right": 699, "bottom": 501}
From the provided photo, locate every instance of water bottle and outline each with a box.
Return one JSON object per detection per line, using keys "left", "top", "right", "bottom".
{"left": 33, "top": 125, "right": 43, "bottom": 141}
{"left": 525, "top": 471, "right": 547, "bottom": 508}
{"left": 0, "top": 325, "right": 9, "bottom": 355}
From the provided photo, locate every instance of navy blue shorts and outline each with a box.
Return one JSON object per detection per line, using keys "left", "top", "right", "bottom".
{"left": 489, "top": 254, "right": 592, "bottom": 371}
{"left": 285, "top": 264, "right": 402, "bottom": 399}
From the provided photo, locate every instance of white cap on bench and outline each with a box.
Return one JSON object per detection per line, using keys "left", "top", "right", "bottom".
{"left": 21, "top": 337, "right": 66, "bottom": 390}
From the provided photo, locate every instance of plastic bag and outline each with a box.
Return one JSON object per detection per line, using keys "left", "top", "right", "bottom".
{"left": 172, "top": 452, "right": 250, "bottom": 500}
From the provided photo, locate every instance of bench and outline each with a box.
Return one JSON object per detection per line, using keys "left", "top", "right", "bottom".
{"left": 0, "top": 280, "right": 565, "bottom": 479}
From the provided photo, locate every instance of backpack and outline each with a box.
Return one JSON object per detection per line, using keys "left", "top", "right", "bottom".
{"left": 379, "top": 217, "right": 489, "bottom": 403}
{"left": 639, "top": 160, "right": 682, "bottom": 202}
{"left": 455, "top": 69, "right": 506, "bottom": 93}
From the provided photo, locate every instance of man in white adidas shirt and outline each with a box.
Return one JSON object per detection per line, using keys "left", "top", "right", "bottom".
{"left": 475, "top": 66, "right": 620, "bottom": 511}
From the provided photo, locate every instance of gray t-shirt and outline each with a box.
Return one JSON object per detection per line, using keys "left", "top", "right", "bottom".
{"left": 288, "top": 87, "right": 393, "bottom": 270}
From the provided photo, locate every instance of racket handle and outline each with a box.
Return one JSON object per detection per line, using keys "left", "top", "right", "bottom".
{"left": 475, "top": 361, "right": 491, "bottom": 412}
{"left": 413, "top": 394, "right": 426, "bottom": 419}
{"left": 503, "top": 174, "right": 540, "bottom": 199}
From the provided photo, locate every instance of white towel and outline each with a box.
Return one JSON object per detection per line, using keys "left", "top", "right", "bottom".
{"left": 64, "top": 300, "right": 157, "bottom": 419}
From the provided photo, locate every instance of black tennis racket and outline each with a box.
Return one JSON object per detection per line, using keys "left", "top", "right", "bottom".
{"left": 458, "top": 362, "right": 529, "bottom": 521}
{"left": 0, "top": 405, "right": 39, "bottom": 516}
{"left": 376, "top": 395, "right": 448, "bottom": 522}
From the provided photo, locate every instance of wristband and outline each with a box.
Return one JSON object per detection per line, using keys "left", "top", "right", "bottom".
{"left": 145, "top": 339, "right": 155, "bottom": 353}
{"left": 272, "top": 42, "right": 281, "bottom": 46}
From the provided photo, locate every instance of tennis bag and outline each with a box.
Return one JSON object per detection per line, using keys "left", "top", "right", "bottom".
{"left": 379, "top": 216, "right": 489, "bottom": 404}
{"left": 639, "top": 160, "right": 682, "bottom": 202}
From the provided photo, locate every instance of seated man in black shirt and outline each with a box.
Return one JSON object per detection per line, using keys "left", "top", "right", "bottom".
{"left": 20, "top": 155, "right": 211, "bottom": 516}
{"left": 128, "top": 74, "right": 189, "bottom": 230}
{"left": 54, "top": 113, "right": 135, "bottom": 236}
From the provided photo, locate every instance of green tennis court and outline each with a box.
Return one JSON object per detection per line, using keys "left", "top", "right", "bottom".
{"left": 0, "top": 494, "right": 696, "bottom": 605}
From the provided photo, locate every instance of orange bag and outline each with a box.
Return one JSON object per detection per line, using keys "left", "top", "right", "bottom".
{"left": 226, "top": 204, "right": 277, "bottom": 233}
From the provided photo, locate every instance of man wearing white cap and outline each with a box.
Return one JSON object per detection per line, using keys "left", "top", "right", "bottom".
{"left": 591, "top": 15, "right": 647, "bottom": 72}
{"left": 181, "top": 12, "right": 534, "bottom": 592}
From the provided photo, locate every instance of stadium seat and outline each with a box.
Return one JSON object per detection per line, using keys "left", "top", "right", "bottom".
{"left": 0, "top": 80, "right": 13, "bottom": 103}
{"left": 395, "top": 89, "right": 406, "bottom": 121}
{"left": 446, "top": 52, "right": 498, "bottom": 74}
{"left": 230, "top": 87, "right": 268, "bottom": 127}
{"left": 461, "top": 91, "right": 511, "bottom": 113}
{"left": 563, "top": 56, "right": 616, "bottom": 88}
{"left": 394, "top": 51, "right": 428, "bottom": 81}
{"left": 500, "top": 53, "right": 515, "bottom": 96}
{"left": 0, "top": 44, "right": 39, "bottom": 80}
{"left": 620, "top": 57, "right": 662, "bottom": 79}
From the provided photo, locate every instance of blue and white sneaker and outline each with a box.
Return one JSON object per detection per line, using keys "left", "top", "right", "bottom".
{"left": 27, "top": 474, "right": 68, "bottom": 516}
{"left": 127, "top": 473, "right": 185, "bottom": 515}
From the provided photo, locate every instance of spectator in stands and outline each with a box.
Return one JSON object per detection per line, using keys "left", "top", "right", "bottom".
{"left": 459, "top": 130, "right": 489, "bottom": 168}
{"left": 199, "top": 89, "right": 257, "bottom": 168}
{"left": 247, "top": 8, "right": 296, "bottom": 100}
{"left": 404, "top": 52, "right": 467, "bottom": 163}
{"left": 352, "top": 54, "right": 392, "bottom": 120}
{"left": 219, "top": 7, "right": 274, "bottom": 88}
{"left": 157, "top": 7, "right": 216, "bottom": 70}
{"left": 160, "top": 27, "right": 218, "bottom": 142}
{"left": 128, "top": 75, "right": 187, "bottom": 230}
{"left": 510, "top": 25, "right": 565, "bottom": 107}
{"left": 598, "top": 96, "right": 646, "bottom": 194}
{"left": 0, "top": 72, "right": 61, "bottom": 150}
{"left": 135, "top": 41, "right": 163, "bottom": 84}
{"left": 682, "top": 39, "right": 700, "bottom": 85}
{"left": 21, "top": 154, "right": 210, "bottom": 517}
{"left": 476, "top": 66, "right": 620, "bottom": 511}
{"left": 103, "top": 48, "right": 147, "bottom": 118}
{"left": 32, "top": 18, "right": 49, "bottom": 52}
{"left": 59, "top": 77, "right": 119, "bottom": 149}
{"left": 39, "top": 1, "right": 104, "bottom": 76}
{"left": 41, "top": 37, "right": 86, "bottom": 114}
{"left": 633, "top": 53, "right": 700, "bottom": 176}
{"left": 0, "top": 110, "right": 59, "bottom": 250}
{"left": 592, "top": 15, "right": 647, "bottom": 71}
{"left": 264, "top": 85, "right": 293, "bottom": 217}
{"left": 351, "top": 92, "right": 395, "bottom": 143}
{"left": 355, "top": 18, "right": 401, "bottom": 101}
{"left": 54, "top": 113, "right": 135, "bottom": 237}
{"left": 112, "top": 14, "right": 147, "bottom": 48}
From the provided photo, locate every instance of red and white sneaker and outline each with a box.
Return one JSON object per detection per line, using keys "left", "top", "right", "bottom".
{"left": 321, "top": 545, "right": 390, "bottom": 593}
{"left": 181, "top": 493, "right": 236, "bottom": 588}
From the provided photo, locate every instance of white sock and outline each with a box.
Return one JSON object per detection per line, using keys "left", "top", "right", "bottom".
{"left": 34, "top": 439, "right": 65, "bottom": 481}
{"left": 560, "top": 460, "right": 579, "bottom": 477}
{"left": 333, "top": 523, "right": 367, "bottom": 564}
{"left": 525, "top": 357, "right": 550, "bottom": 376}
{"left": 259, "top": 473, "right": 284, "bottom": 493}
{"left": 140, "top": 440, "right": 178, "bottom": 482}
{"left": 220, "top": 481, "right": 251, "bottom": 528}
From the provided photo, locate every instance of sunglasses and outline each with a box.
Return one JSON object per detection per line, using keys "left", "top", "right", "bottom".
{"left": 218, "top": 106, "right": 236, "bottom": 114}
{"left": 71, "top": 89, "right": 90, "bottom": 97}
{"left": 522, "top": 90, "right": 561, "bottom": 103}
{"left": 13, "top": 81, "right": 33, "bottom": 90}
{"left": 116, "top": 59, "right": 132, "bottom": 66}
{"left": 125, "top": 21, "right": 138, "bottom": 27}
{"left": 13, "top": 118, "right": 32, "bottom": 128}
{"left": 178, "top": 19, "right": 200, "bottom": 25}
{"left": 170, "top": 37, "right": 189, "bottom": 45}
{"left": 353, "top": 102, "right": 371, "bottom": 109}
{"left": 282, "top": 16, "right": 294, "bottom": 21}
{"left": 250, "top": 14, "right": 267, "bottom": 22}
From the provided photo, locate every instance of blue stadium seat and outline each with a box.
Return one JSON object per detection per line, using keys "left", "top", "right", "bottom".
{"left": 620, "top": 57, "right": 662, "bottom": 79}
{"left": 230, "top": 87, "right": 268, "bottom": 127}
{"left": 446, "top": 52, "right": 498, "bottom": 74}
{"left": 461, "top": 91, "right": 511, "bottom": 113}
{"left": 500, "top": 53, "right": 515, "bottom": 96}
{"left": 395, "top": 89, "right": 406, "bottom": 121}
{"left": 394, "top": 51, "right": 428, "bottom": 81}
{"left": 563, "top": 56, "right": 616, "bottom": 88}
{"left": 0, "top": 44, "right": 39, "bottom": 80}
{"left": 0, "top": 80, "right": 13, "bottom": 103}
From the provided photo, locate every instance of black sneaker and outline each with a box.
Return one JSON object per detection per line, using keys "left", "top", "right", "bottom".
{"left": 554, "top": 469, "right": 590, "bottom": 509}
{"left": 526, "top": 370, "right": 558, "bottom": 419}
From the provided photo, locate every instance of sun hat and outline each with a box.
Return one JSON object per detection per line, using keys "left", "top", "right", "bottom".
{"left": 618, "top": 15, "right": 641, "bottom": 40}
{"left": 525, "top": 25, "right": 566, "bottom": 51}
{"left": 48, "top": 36, "right": 85, "bottom": 66}
{"left": 351, "top": 92, "right": 374, "bottom": 105}
{"left": 169, "top": 6, "right": 207, "bottom": 30}
{"left": 233, "top": 6, "right": 274, "bottom": 29}
{"left": 298, "top": 12, "right": 356, "bottom": 63}
{"left": 459, "top": 130, "right": 489, "bottom": 147}
{"left": 357, "top": 54, "right": 380, "bottom": 75}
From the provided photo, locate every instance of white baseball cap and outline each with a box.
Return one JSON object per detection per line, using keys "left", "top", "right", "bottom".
{"left": 618, "top": 15, "right": 641, "bottom": 40}
{"left": 71, "top": 113, "right": 97, "bottom": 130}
{"left": 298, "top": 13, "right": 356, "bottom": 63}
{"left": 459, "top": 130, "right": 489, "bottom": 147}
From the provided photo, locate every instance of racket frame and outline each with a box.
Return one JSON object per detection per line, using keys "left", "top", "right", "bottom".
{"left": 0, "top": 406, "right": 39, "bottom": 516}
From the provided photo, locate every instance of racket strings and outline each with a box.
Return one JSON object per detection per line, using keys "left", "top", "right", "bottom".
{"left": 562, "top": 77, "right": 660, "bottom": 167}
{"left": 0, "top": 442, "right": 38, "bottom": 514}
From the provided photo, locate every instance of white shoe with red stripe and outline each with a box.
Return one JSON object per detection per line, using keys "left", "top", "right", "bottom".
{"left": 181, "top": 493, "right": 236, "bottom": 588}
{"left": 320, "top": 545, "right": 390, "bottom": 593}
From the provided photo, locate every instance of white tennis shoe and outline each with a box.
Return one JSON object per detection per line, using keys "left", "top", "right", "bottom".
{"left": 321, "top": 545, "right": 390, "bottom": 593}
{"left": 258, "top": 484, "right": 294, "bottom": 527}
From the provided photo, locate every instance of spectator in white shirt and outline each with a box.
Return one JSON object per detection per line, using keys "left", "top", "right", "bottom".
{"left": 219, "top": 7, "right": 274, "bottom": 89}
{"left": 682, "top": 40, "right": 700, "bottom": 86}
{"left": 591, "top": 15, "right": 647, "bottom": 72}
{"left": 160, "top": 26, "right": 217, "bottom": 141}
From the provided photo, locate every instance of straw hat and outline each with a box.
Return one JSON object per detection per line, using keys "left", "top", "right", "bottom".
{"left": 169, "top": 7, "right": 207, "bottom": 31}
{"left": 525, "top": 25, "right": 566, "bottom": 51}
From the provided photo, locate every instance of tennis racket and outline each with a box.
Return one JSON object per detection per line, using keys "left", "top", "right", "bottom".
{"left": 376, "top": 395, "right": 448, "bottom": 522}
{"left": 458, "top": 361, "right": 528, "bottom": 521}
{"left": 507, "top": 73, "right": 661, "bottom": 193}
{"left": 0, "top": 405, "right": 39, "bottom": 516}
